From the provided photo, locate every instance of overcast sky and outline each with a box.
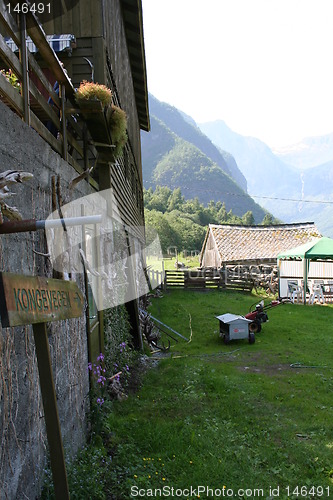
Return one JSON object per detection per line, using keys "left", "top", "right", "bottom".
{"left": 142, "top": 0, "right": 333, "bottom": 148}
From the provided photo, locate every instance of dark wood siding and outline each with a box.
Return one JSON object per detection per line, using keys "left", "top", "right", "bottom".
{"left": 59, "top": 37, "right": 106, "bottom": 89}
{"left": 42, "top": 1, "right": 103, "bottom": 38}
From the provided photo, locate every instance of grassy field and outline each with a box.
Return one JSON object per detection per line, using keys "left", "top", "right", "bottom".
{"left": 105, "top": 290, "right": 333, "bottom": 499}
{"left": 162, "top": 254, "right": 200, "bottom": 270}
{"left": 43, "top": 289, "right": 333, "bottom": 499}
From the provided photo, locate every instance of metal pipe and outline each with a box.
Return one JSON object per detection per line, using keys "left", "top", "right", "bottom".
{"left": 148, "top": 313, "right": 189, "bottom": 342}
{"left": 0, "top": 215, "right": 102, "bottom": 234}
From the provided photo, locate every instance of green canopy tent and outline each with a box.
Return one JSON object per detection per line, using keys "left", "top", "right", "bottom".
{"left": 277, "top": 237, "right": 333, "bottom": 304}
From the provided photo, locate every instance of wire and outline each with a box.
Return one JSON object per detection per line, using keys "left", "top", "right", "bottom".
{"left": 251, "top": 195, "right": 333, "bottom": 205}
{"left": 144, "top": 181, "right": 333, "bottom": 205}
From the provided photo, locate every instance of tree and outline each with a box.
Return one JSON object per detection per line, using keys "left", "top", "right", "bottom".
{"left": 261, "top": 213, "right": 274, "bottom": 225}
{"left": 167, "top": 187, "right": 184, "bottom": 212}
{"left": 143, "top": 187, "right": 154, "bottom": 207}
{"left": 216, "top": 202, "right": 228, "bottom": 223}
{"left": 166, "top": 212, "right": 206, "bottom": 252}
{"left": 145, "top": 185, "right": 172, "bottom": 213}
{"left": 144, "top": 186, "right": 268, "bottom": 254}
{"left": 144, "top": 209, "right": 180, "bottom": 253}
{"left": 242, "top": 211, "right": 255, "bottom": 225}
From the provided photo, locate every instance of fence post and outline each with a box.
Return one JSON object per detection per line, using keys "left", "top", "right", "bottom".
{"left": 162, "top": 260, "right": 166, "bottom": 290}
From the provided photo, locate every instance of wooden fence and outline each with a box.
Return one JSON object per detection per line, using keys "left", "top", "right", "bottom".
{"left": 147, "top": 269, "right": 254, "bottom": 292}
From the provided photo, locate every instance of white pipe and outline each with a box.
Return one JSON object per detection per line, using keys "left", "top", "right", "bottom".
{"left": 37, "top": 215, "right": 102, "bottom": 229}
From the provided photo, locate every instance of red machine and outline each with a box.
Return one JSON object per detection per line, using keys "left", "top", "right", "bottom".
{"left": 244, "top": 297, "right": 290, "bottom": 333}
{"left": 217, "top": 297, "right": 291, "bottom": 345}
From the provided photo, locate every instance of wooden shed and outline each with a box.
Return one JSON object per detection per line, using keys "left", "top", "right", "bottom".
{"left": 200, "top": 222, "right": 321, "bottom": 268}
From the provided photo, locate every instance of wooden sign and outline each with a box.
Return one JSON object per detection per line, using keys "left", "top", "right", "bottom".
{"left": 0, "top": 271, "right": 87, "bottom": 499}
{"left": 0, "top": 272, "right": 84, "bottom": 327}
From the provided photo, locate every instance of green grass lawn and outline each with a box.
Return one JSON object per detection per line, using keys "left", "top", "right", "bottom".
{"left": 105, "top": 290, "right": 333, "bottom": 499}
{"left": 162, "top": 254, "right": 200, "bottom": 270}
{"left": 43, "top": 290, "right": 333, "bottom": 499}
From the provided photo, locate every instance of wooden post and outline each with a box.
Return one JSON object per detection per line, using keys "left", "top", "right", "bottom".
{"left": 162, "top": 259, "right": 165, "bottom": 291}
{"left": 33, "top": 322, "right": 70, "bottom": 500}
{"left": 19, "top": 13, "right": 30, "bottom": 125}
{"left": 60, "top": 84, "right": 68, "bottom": 160}
{"left": 0, "top": 272, "right": 85, "bottom": 499}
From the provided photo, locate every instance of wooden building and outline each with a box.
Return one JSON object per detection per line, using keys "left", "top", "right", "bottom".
{"left": 0, "top": 0, "right": 149, "bottom": 496}
{"left": 200, "top": 223, "right": 321, "bottom": 268}
{"left": 1, "top": 0, "right": 150, "bottom": 352}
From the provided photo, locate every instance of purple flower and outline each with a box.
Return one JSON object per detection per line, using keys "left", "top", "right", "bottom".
{"left": 97, "top": 376, "right": 106, "bottom": 385}
{"left": 97, "top": 398, "right": 104, "bottom": 406}
{"left": 97, "top": 353, "right": 105, "bottom": 362}
{"left": 87, "top": 363, "right": 92, "bottom": 371}
{"left": 119, "top": 342, "right": 127, "bottom": 352}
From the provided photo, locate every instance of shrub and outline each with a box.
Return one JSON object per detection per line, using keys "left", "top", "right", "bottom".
{"left": 103, "top": 305, "right": 138, "bottom": 392}
{"left": 106, "top": 105, "right": 128, "bottom": 159}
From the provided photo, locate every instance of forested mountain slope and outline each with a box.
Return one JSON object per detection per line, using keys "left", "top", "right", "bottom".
{"left": 141, "top": 97, "right": 269, "bottom": 223}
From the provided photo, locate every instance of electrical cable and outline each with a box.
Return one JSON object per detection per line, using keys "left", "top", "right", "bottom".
{"left": 144, "top": 181, "right": 333, "bottom": 205}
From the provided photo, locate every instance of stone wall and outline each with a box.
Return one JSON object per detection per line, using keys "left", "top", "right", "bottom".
{"left": 0, "top": 101, "right": 92, "bottom": 499}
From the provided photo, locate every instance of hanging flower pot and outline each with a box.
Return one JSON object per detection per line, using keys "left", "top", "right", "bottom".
{"left": 75, "top": 81, "right": 113, "bottom": 108}
{"left": 75, "top": 81, "right": 128, "bottom": 161}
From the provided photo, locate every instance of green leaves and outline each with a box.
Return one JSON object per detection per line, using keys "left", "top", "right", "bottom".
{"left": 144, "top": 186, "right": 259, "bottom": 253}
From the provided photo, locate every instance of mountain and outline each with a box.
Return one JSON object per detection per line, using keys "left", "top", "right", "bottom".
{"left": 141, "top": 96, "right": 269, "bottom": 223}
{"left": 273, "top": 133, "right": 333, "bottom": 170}
{"left": 293, "top": 161, "right": 333, "bottom": 235}
{"left": 147, "top": 95, "right": 247, "bottom": 191}
{"left": 198, "top": 120, "right": 301, "bottom": 200}
{"left": 142, "top": 97, "right": 333, "bottom": 236}
{"left": 198, "top": 120, "right": 333, "bottom": 237}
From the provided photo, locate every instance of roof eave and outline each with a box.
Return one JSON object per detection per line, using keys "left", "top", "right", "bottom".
{"left": 121, "top": 0, "right": 150, "bottom": 132}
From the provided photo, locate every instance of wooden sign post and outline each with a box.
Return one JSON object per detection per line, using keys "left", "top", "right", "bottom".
{"left": 0, "top": 272, "right": 85, "bottom": 500}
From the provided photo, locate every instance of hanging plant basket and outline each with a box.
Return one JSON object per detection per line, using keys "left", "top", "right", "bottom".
{"left": 75, "top": 81, "right": 112, "bottom": 108}
{"left": 75, "top": 81, "right": 128, "bottom": 161}
{"left": 75, "top": 81, "right": 113, "bottom": 146}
